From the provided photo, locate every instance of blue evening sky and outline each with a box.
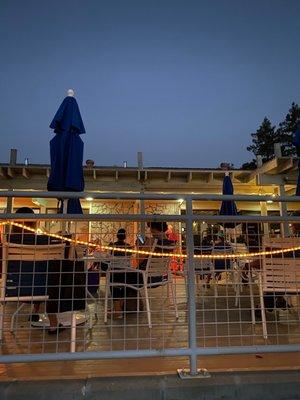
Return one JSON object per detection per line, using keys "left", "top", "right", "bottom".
{"left": 0, "top": 0, "right": 300, "bottom": 168}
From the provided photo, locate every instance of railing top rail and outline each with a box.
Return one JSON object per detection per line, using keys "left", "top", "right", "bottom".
{"left": 0, "top": 190, "right": 300, "bottom": 202}
{"left": 1, "top": 213, "right": 300, "bottom": 223}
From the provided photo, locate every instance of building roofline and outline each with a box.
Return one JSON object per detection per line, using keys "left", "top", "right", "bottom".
{"left": 0, "top": 162, "right": 253, "bottom": 173}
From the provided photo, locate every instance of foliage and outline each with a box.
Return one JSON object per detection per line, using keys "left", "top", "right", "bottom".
{"left": 246, "top": 117, "right": 278, "bottom": 162}
{"left": 241, "top": 159, "right": 257, "bottom": 170}
{"left": 276, "top": 102, "right": 300, "bottom": 156}
{"left": 242, "top": 102, "right": 300, "bottom": 167}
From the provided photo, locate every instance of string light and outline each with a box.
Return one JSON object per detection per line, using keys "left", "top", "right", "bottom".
{"left": 1, "top": 220, "right": 300, "bottom": 260}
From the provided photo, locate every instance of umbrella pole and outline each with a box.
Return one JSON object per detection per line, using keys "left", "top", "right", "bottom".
{"left": 61, "top": 199, "right": 69, "bottom": 233}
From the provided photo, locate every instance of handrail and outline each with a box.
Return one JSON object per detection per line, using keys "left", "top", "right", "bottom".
{"left": 0, "top": 190, "right": 300, "bottom": 202}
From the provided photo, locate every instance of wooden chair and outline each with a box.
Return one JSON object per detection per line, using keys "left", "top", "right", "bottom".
{"left": 257, "top": 237, "right": 300, "bottom": 338}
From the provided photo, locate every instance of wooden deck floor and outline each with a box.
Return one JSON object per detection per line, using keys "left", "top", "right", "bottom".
{"left": 1, "top": 353, "right": 300, "bottom": 382}
{"left": 1, "top": 277, "right": 300, "bottom": 381}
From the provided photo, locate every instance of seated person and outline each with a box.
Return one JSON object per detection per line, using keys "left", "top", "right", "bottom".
{"left": 7, "top": 207, "right": 50, "bottom": 324}
{"left": 7, "top": 207, "right": 67, "bottom": 334}
{"left": 93, "top": 228, "right": 132, "bottom": 272}
{"left": 110, "top": 221, "right": 176, "bottom": 318}
{"left": 212, "top": 233, "right": 232, "bottom": 280}
{"left": 192, "top": 234, "right": 213, "bottom": 286}
{"left": 110, "top": 228, "right": 132, "bottom": 257}
{"left": 166, "top": 224, "right": 179, "bottom": 243}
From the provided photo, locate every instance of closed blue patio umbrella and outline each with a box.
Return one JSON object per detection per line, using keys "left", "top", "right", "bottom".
{"left": 47, "top": 90, "right": 86, "bottom": 320}
{"left": 293, "top": 122, "right": 300, "bottom": 196}
{"left": 219, "top": 173, "right": 238, "bottom": 228}
{"left": 47, "top": 90, "right": 85, "bottom": 214}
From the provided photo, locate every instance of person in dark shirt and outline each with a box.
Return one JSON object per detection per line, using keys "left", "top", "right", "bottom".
{"left": 212, "top": 233, "right": 232, "bottom": 276}
{"left": 110, "top": 228, "right": 132, "bottom": 257}
{"left": 111, "top": 221, "right": 175, "bottom": 318}
{"left": 96, "top": 229, "right": 132, "bottom": 273}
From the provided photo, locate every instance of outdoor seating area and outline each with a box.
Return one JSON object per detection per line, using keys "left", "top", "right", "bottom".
{"left": 1, "top": 210, "right": 300, "bottom": 362}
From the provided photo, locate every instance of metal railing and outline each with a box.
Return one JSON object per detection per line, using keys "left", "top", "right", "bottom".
{"left": 0, "top": 191, "right": 300, "bottom": 376}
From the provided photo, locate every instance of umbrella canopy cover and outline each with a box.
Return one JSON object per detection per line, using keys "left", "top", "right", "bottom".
{"left": 220, "top": 175, "right": 238, "bottom": 228}
{"left": 48, "top": 96, "right": 85, "bottom": 192}
{"left": 47, "top": 96, "right": 85, "bottom": 213}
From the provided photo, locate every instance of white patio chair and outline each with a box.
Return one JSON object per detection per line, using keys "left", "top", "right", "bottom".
{"left": 256, "top": 236, "right": 300, "bottom": 339}
{"left": 84, "top": 250, "right": 112, "bottom": 318}
{"left": 230, "top": 242, "right": 249, "bottom": 304}
{"left": 0, "top": 241, "right": 65, "bottom": 339}
{"left": 1, "top": 239, "right": 89, "bottom": 352}
{"left": 194, "top": 259, "right": 213, "bottom": 288}
{"left": 179, "top": 247, "right": 212, "bottom": 300}
{"left": 104, "top": 247, "right": 178, "bottom": 328}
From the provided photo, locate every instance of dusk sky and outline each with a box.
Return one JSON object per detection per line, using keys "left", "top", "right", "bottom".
{"left": 1, "top": 0, "right": 300, "bottom": 168}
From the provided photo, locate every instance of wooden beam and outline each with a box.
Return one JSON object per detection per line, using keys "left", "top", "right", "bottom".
{"left": 248, "top": 158, "right": 278, "bottom": 182}
{"left": 93, "top": 170, "right": 97, "bottom": 180}
{"left": 22, "top": 167, "right": 30, "bottom": 179}
{"left": 46, "top": 168, "right": 50, "bottom": 178}
{"left": 290, "top": 159, "right": 299, "bottom": 171}
{"left": 166, "top": 171, "right": 171, "bottom": 182}
{"left": 234, "top": 172, "right": 247, "bottom": 183}
{"left": 138, "top": 170, "right": 148, "bottom": 181}
{"left": 0, "top": 167, "right": 5, "bottom": 178}
{"left": 207, "top": 172, "right": 213, "bottom": 183}
{"left": 285, "top": 187, "right": 296, "bottom": 195}
{"left": 276, "top": 158, "right": 294, "bottom": 174}
{"left": 187, "top": 171, "right": 192, "bottom": 183}
{"left": 7, "top": 167, "right": 14, "bottom": 178}
{"left": 256, "top": 173, "right": 285, "bottom": 185}
{"left": 115, "top": 170, "right": 119, "bottom": 181}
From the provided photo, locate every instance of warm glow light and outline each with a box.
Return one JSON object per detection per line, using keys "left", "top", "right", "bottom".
{"left": 1, "top": 221, "right": 300, "bottom": 260}
{"left": 85, "top": 197, "right": 94, "bottom": 201}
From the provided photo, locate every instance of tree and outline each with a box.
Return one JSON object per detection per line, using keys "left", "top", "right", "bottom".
{"left": 276, "top": 102, "right": 300, "bottom": 156}
{"left": 241, "top": 159, "right": 257, "bottom": 170}
{"left": 246, "top": 117, "right": 278, "bottom": 163}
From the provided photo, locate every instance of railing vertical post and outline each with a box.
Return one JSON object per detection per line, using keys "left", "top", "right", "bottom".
{"left": 5, "top": 194, "right": 13, "bottom": 234}
{"left": 185, "top": 197, "right": 198, "bottom": 375}
{"left": 260, "top": 201, "right": 269, "bottom": 235}
{"left": 139, "top": 194, "right": 145, "bottom": 237}
{"left": 278, "top": 185, "right": 289, "bottom": 237}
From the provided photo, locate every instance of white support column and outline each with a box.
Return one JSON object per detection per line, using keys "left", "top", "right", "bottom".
{"left": 4, "top": 150, "right": 17, "bottom": 234}
{"left": 278, "top": 184, "right": 290, "bottom": 237}
{"left": 260, "top": 201, "right": 269, "bottom": 235}
{"left": 39, "top": 205, "right": 46, "bottom": 231}
{"left": 138, "top": 152, "right": 145, "bottom": 236}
